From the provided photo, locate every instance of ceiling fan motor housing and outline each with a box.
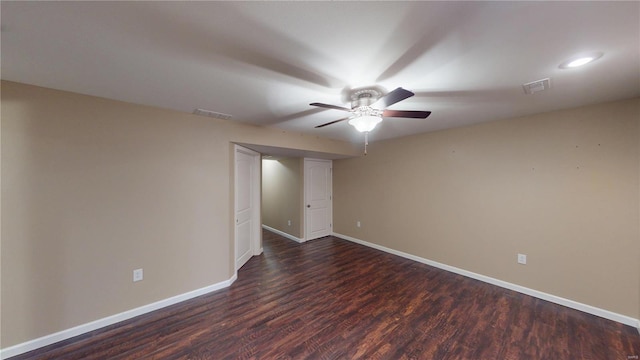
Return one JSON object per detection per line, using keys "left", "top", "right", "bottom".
{"left": 350, "top": 89, "right": 382, "bottom": 108}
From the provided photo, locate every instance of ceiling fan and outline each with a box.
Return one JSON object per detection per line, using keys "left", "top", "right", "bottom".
{"left": 310, "top": 87, "right": 431, "bottom": 133}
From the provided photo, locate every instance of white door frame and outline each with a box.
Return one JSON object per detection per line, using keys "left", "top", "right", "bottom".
{"left": 304, "top": 158, "right": 333, "bottom": 241}
{"left": 234, "top": 145, "right": 262, "bottom": 271}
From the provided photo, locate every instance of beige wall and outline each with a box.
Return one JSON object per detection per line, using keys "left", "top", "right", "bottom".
{"left": 334, "top": 98, "right": 640, "bottom": 319}
{"left": 0, "top": 81, "right": 359, "bottom": 347}
{"left": 0, "top": 94, "right": 2, "bottom": 350}
{"left": 3, "top": 79, "right": 638, "bottom": 348}
{"left": 261, "top": 158, "right": 304, "bottom": 238}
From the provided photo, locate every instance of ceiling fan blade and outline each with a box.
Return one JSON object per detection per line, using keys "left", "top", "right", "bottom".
{"left": 310, "top": 102, "right": 352, "bottom": 112}
{"left": 382, "top": 109, "right": 432, "bottom": 119}
{"left": 374, "top": 87, "right": 414, "bottom": 108}
{"left": 315, "top": 117, "right": 350, "bottom": 128}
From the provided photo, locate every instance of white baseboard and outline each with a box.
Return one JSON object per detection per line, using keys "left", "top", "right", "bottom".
{"left": 333, "top": 232, "right": 640, "bottom": 329}
{"left": 262, "top": 224, "right": 304, "bottom": 243}
{"left": 0, "top": 274, "right": 238, "bottom": 360}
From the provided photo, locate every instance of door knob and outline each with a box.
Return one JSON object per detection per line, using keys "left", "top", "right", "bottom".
{"left": 307, "top": 204, "right": 311, "bottom": 208}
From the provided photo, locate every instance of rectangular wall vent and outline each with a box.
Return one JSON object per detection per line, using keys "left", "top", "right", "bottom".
{"left": 193, "top": 108, "right": 233, "bottom": 120}
{"left": 522, "top": 78, "right": 551, "bottom": 95}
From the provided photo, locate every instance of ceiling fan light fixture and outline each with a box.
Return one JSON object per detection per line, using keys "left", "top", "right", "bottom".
{"left": 348, "top": 115, "right": 382, "bottom": 133}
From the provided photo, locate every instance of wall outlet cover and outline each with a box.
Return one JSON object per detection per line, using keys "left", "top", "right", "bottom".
{"left": 517, "top": 254, "right": 527, "bottom": 265}
{"left": 133, "top": 268, "right": 144, "bottom": 282}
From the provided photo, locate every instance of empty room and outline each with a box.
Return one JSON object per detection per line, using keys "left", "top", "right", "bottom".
{"left": 1, "top": 2, "right": 639, "bottom": 359}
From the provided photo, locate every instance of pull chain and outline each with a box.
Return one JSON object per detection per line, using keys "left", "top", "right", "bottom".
{"left": 364, "top": 132, "right": 369, "bottom": 156}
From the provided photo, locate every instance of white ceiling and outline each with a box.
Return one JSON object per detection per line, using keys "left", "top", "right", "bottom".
{"left": 2, "top": 2, "right": 639, "bottom": 145}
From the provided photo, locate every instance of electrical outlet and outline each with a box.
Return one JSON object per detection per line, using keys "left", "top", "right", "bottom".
{"left": 287, "top": 220, "right": 291, "bottom": 226}
{"left": 357, "top": 221, "right": 361, "bottom": 228}
{"left": 133, "top": 268, "right": 143, "bottom": 282}
{"left": 517, "top": 254, "right": 527, "bottom": 265}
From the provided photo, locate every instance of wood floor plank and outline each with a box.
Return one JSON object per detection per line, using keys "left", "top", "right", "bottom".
{"left": 8, "top": 229, "right": 640, "bottom": 359}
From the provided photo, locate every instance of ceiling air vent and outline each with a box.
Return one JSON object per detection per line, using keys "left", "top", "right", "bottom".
{"left": 522, "top": 78, "right": 551, "bottom": 95}
{"left": 193, "top": 108, "right": 233, "bottom": 120}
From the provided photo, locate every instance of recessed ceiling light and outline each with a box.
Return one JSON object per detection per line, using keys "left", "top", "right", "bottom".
{"left": 567, "top": 57, "right": 594, "bottom": 67}
{"left": 559, "top": 52, "right": 603, "bottom": 69}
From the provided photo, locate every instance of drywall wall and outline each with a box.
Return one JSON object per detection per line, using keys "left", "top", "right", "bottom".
{"left": 334, "top": 97, "right": 640, "bottom": 320}
{"left": 0, "top": 81, "right": 359, "bottom": 347}
{"left": 262, "top": 158, "right": 303, "bottom": 238}
{"left": 0, "top": 98, "right": 2, "bottom": 351}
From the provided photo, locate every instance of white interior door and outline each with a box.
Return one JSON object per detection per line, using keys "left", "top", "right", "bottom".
{"left": 235, "top": 145, "right": 260, "bottom": 271}
{"left": 305, "top": 159, "right": 332, "bottom": 240}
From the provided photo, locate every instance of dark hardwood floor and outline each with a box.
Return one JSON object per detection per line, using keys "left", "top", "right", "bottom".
{"left": 11, "top": 229, "right": 640, "bottom": 359}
